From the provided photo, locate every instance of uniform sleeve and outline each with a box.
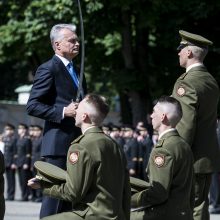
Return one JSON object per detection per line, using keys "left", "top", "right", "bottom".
{"left": 26, "top": 65, "right": 63, "bottom": 123}
{"left": 131, "top": 147, "right": 174, "bottom": 208}
{"left": 172, "top": 79, "right": 198, "bottom": 146}
{"left": 43, "top": 144, "right": 95, "bottom": 204}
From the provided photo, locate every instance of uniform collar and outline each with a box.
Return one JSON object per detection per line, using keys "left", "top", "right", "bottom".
{"left": 155, "top": 129, "right": 178, "bottom": 148}
{"left": 83, "top": 126, "right": 97, "bottom": 134}
{"left": 186, "top": 63, "right": 203, "bottom": 73}
{"left": 158, "top": 128, "right": 176, "bottom": 140}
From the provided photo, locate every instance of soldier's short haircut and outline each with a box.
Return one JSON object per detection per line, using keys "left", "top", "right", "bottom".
{"left": 188, "top": 45, "right": 208, "bottom": 62}
{"left": 84, "top": 94, "right": 109, "bottom": 126}
{"left": 50, "top": 24, "right": 76, "bottom": 50}
{"left": 157, "top": 96, "right": 182, "bottom": 127}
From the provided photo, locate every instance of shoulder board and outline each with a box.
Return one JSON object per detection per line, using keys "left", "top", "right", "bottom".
{"left": 71, "top": 134, "right": 84, "bottom": 144}
{"left": 179, "top": 72, "right": 188, "bottom": 79}
{"left": 155, "top": 139, "right": 165, "bottom": 148}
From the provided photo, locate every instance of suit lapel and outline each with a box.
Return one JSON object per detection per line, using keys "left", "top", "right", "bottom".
{"left": 52, "top": 55, "right": 76, "bottom": 92}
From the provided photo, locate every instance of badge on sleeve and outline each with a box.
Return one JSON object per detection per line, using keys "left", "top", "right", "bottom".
{"left": 154, "top": 155, "right": 165, "bottom": 167}
{"left": 177, "top": 86, "right": 186, "bottom": 97}
{"left": 69, "top": 151, "right": 80, "bottom": 164}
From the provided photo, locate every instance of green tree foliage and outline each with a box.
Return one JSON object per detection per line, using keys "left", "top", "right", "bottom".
{"left": 0, "top": 0, "right": 220, "bottom": 124}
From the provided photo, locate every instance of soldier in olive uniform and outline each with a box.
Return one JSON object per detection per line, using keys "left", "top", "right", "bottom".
{"left": 172, "top": 30, "right": 220, "bottom": 220}
{"left": 16, "top": 123, "right": 32, "bottom": 201}
{"left": 131, "top": 96, "right": 194, "bottom": 220}
{"left": 2, "top": 123, "right": 17, "bottom": 201}
{"left": 28, "top": 94, "right": 131, "bottom": 220}
{"left": 0, "top": 150, "right": 5, "bottom": 220}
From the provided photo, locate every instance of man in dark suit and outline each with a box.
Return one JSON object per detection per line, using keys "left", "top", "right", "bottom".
{"left": 26, "top": 23, "right": 87, "bottom": 218}
{"left": 28, "top": 94, "right": 131, "bottom": 220}
{"left": 172, "top": 30, "right": 220, "bottom": 220}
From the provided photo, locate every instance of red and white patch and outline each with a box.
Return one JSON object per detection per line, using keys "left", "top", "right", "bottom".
{"left": 154, "top": 155, "right": 165, "bottom": 167}
{"left": 177, "top": 86, "right": 186, "bottom": 97}
{"left": 69, "top": 151, "right": 80, "bottom": 164}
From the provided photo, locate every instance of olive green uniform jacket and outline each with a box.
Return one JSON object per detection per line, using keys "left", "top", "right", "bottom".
{"left": 0, "top": 151, "right": 5, "bottom": 220}
{"left": 131, "top": 130, "right": 194, "bottom": 220}
{"left": 43, "top": 127, "right": 131, "bottom": 220}
{"left": 172, "top": 66, "right": 220, "bottom": 173}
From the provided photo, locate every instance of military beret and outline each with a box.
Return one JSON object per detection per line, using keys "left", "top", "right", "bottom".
{"left": 34, "top": 161, "right": 67, "bottom": 184}
{"left": 177, "top": 30, "right": 213, "bottom": 51}
{"left": 130, "top": 176, "right": 148, "bottom": 193}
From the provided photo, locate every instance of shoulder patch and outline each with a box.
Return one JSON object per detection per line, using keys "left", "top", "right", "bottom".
{"left": 69, "top": 151, "right": 80, "bottom": 164}
{"left": 177, "top": 86, "right": 186, "bottom": 97}
{"left": 154, "top": 155, "right": 165, "bottom": 167}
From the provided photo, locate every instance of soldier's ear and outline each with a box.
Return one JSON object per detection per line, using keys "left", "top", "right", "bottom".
{"left": 161, "top": 113, "right": 166, "bottom": 122}
{"left": 82, "top": 112, "right": 89, "bottom": 122}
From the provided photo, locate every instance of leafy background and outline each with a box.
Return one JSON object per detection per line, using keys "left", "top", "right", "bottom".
{"left": 1, "top": 0, "right": 220, "bottom": 125}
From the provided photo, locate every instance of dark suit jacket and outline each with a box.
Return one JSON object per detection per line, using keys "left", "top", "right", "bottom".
{"left": 26, "top": 55, "right": 87, "bottom": 157}
{"left": 172, "top": 66, "right": 220, "bottom": 173}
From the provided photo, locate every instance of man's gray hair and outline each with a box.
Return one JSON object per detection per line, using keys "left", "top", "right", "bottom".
{"left": 50, "top": 24, "right": 76, "bottom": 50}
{"left": 188, "top": 45, "right": 208, "bottom": 62}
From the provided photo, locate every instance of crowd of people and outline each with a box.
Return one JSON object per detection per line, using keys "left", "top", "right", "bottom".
{"left": 0, "top": 123, "right": 43, "bottom": 203}
{"left": 102, "top": 122, "right": 155, "bottom": 180}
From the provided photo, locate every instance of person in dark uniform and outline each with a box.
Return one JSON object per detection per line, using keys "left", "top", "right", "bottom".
{"left": 30, "top": 125, "right": 43, "bottom": 202}
{"left": 110, "top": 125, "right": 125, "bottom": 149}
{"left": 16, "top": 123, "right": 32, "bottom": 201}
{"left": 26, "top": 23, "right": 87, "bottom": 218}
{"left": 2, "top": 123, "right": 17, "bottom": 201}
{"left": 28, "top": 94, "right": 131, "bottom": 220}
{"left": 136, "top": 126, "right": 153, "bottom": 180}
{"left": 131, "top": 96, "right": 194, "bottom": 220}
{"left": 123, "top": 125, "right": 139, "bottom": 177}
{"left": 172, "top": 30, "right": 220, "bottom": 220}
{"left": 28, "top": 124, "right": 35, "bottom": 141}
{"left": 0, "top": 150, "right": 5, "bottom": 220}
